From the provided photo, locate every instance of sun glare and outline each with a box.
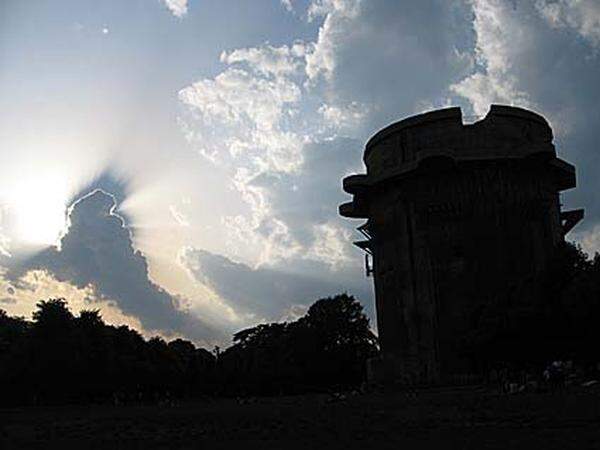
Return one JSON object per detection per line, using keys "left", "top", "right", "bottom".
{"left": 10, "top": 176, "right": 70, "bottom": 248}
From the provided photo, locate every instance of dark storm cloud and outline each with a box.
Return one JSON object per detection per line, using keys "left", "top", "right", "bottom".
{"left": 8, "top": 190, "right": 222, "bottom": 343}
{"left": 179, "top": 246, "right": 373, "bottom": 322}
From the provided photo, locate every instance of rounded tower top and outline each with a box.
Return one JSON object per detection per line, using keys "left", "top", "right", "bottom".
{"left": 365, "top": 104, "right": 551, "bottom": 154}
{"left": 363, "top": 105, "right": 556, "bottom": 178}
{"left": 340, "top": 104, "right": 577, "bottom": 218}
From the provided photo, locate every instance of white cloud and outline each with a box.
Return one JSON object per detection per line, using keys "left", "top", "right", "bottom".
{"left": 179, "top": 67, "right": 303, "bottom": 174}
{"left": 281, "top": 0, "right": 294, "bottom": 13}
{"left": 220, "top": 43, "right": 308, "bottom": 78}
{"left": 178, "top": 0, "right": 475, "bottom": 270}
{"left": 450, "top": 0, "right": 530, "bottom": 116}
{"left": 162, "top": 0, "right": 188, "bottom": 18}
{"left": 179, "top": 42, "right": 322, "bottom": 265}
{"left": 307, "top": 222, "right": 352, "bottom": 267}
{"left": 305, "top": 0, "right": 362, "bottom": 82}
{"left": 535, "top": 0, "right": 600, "bottom": 48}
{"left": 573, "top": 224, "right": 600, "bottom": 256}
{"left": 318, "top": 101, "right": 367, "bottom": 131}
{"left": 307, "top": 0, "right": 361, "bottom": 21}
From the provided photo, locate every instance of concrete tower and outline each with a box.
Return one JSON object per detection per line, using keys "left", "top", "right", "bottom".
{"left": 340, "top": 105, "right": 583, "bottom": 383}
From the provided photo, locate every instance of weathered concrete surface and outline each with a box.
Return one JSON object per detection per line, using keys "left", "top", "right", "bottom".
{"left": 340, "top": 105, "right": 583, "bottom": 384}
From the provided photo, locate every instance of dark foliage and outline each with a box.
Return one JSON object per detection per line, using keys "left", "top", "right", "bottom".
{"left": 463, "top": 241, "right": 600, "bottom": 369}
{"left": 0, "top": 294, "right": 377, "bottom": 405}
{"left": 218, "top": 293, "right": 378, "bottom": 395}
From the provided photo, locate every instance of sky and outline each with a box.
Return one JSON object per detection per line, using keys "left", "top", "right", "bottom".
{"left": 0, "top": 0, "right": 599, "bottom": 347}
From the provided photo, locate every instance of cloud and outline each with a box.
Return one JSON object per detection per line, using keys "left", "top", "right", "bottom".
{"left": 572, "top": 224, "right": 600, "bottom": 257}
{"left": 162, "top": 0, "right": 188, "bottom": 17}
{"left": 179, "top": 39, "right": 346, "bottom": 266}
{"left": 240, "top": 137, "right": 362, "bottom": 264}
{"left": 0, "top": 269, "right": 147, "bottom": 333}
{"left": 450, "top": 0, "right": 531, "bottom": 116}
{"left": 281, "top": 0, "right": 294, "bottom": 13}
{"left": 304, "top": 0, "right": 474, "bottom": 132}
{"left": 305, "top": 0, "right": 362, "bottom": 83}
{"left": 8, "top": 190, "right": 222, "bottom": 344}
{"left": 179, "top": 57, "right": 308, "bottom": 265}
{"left": 178, "top": 1, "right": 474, "bottom": 269}
{"left": 318, "top": 101, "right": 367, "bottom": 131}
{"left": 220, "top": 44, "right": 308, "bottom": 78}
{"left": 535, "top": 0, "right": 600, "bottom": 48}
{"left": 178, "top": 246, "right": 372, "bottom": 322}
{"left": 179, "top": 67, "right": 304, "bottom": 174}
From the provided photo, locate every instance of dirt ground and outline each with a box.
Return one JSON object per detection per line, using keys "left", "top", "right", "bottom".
{"left": 1, "top": 386, "right": 600, "bottom": 449}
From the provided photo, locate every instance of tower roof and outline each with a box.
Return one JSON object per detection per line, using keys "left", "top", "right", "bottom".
{"left": 340, "top": 105, "right": 577, "bottom": 219}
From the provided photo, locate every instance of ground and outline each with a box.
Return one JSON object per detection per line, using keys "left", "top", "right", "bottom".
{"left": 1, "top": 386, "right": 600, "bottom": 449}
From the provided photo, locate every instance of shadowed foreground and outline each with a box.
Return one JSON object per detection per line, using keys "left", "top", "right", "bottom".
{"left": 2, "top": 386, "right": 600, "bottom": 449}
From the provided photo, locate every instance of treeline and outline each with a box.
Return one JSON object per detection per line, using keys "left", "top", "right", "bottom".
{"left": 0, "top": 293, "right": 378, "bottom": 405}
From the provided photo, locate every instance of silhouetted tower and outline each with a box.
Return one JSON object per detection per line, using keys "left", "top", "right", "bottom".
{"left": 340, "top": 105, "right": 583, "bottom": 383}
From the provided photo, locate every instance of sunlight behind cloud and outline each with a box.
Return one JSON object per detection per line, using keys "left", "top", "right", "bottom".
{"left": 9, "top": 174, "right": 70, "bottom": 247}
{"left": 0, "top": 139, "right": 111, "bottom": 254}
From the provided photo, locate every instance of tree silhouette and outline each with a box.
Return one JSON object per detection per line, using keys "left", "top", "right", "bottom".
{"left": 0, "top": 293, "right": 377, "bottom": 405}
{"left": 219, "top": 294, "right": 378, "bottom": 395}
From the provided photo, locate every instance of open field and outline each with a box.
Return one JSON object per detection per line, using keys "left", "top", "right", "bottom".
{"left": 2, "top": 386, "right": 600, "bottom": 449}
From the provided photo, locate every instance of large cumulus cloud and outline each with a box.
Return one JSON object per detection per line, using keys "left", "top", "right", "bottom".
{"left": 178, "top": 0, "right": 477, "bottom": 270}
{"left": 8, "top": 189, "right": 222, "bottom": 344}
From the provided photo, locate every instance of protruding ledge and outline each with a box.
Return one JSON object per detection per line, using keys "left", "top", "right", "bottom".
{"left": 343, "top": 174, "right": 369, "bottom": 194}
{"left": 549, "top": 159, "right": 576, "bottom": 191}
{"left": 339, "top": 201, "right": 367, "bottom": 219}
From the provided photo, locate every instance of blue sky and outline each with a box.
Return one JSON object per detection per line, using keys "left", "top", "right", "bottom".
{"left": 1, "top": 0, "right": 599, "bottom": 346}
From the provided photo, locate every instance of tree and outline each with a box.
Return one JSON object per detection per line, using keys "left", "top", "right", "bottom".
{"left": 219, "top": 294, "right": 378, "bottom": 394}
{"left": 31, "top": 298, "right": 74, "bottom": 335}
{"left": 0, "top": 293, "right": 378, "bottom": 404}
{"left": 296, "top": 294, "right": 378, "bottom": 387}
